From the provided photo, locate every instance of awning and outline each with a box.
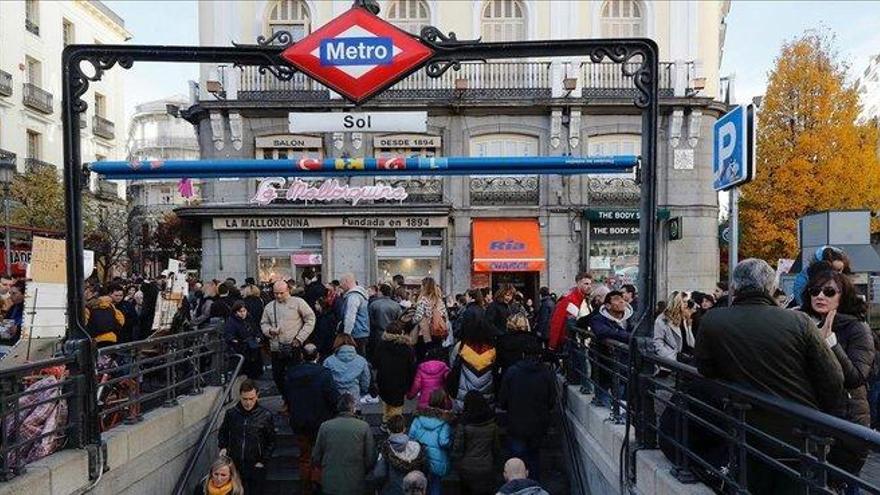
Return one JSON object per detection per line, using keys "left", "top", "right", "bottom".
{"left": 472, "top": 219, "right": 545, "bottom": 272}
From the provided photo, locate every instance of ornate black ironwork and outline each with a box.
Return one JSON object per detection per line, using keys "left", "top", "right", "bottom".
{"left": 254, "top": 30, "right": 294, "bottom": 48}
{"left": 589, "top": 47, "right": 652, "bottom": 108}
{"left": 69, "top": 54, "right": 134, "bottom": 113}
{"left": 587, "top": 177, "right": 640, "bottom": 206}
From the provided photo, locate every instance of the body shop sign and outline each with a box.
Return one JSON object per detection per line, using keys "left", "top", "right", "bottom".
{"left": 253, "top": 177, "right": 407, "bottom": 206}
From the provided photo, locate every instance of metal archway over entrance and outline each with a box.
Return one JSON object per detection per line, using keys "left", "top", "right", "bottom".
{"left": 62, "top": 2, "right": 659, "bottom": 449}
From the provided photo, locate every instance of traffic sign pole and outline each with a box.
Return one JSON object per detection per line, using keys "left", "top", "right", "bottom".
{"left": 729, "top": 186, "right": 739, "bottom": 306}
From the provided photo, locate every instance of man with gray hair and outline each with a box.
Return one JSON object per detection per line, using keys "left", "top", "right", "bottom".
{"left": 402, "top": 471, "right": 428, "bottom": 495}
{"left": 695, "top": 258, "right": 844, "bottom": 493}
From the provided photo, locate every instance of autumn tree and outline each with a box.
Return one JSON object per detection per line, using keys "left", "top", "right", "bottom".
{"left": 740, "top": 31, "right": 880, "bottom": 262}
{"left": 152, "top": 212, "right": 202, "bottom": 269}
{"left": 10, "top": 163, "right": 65, "bottom": 230}
{"left": 84, "top": 200, "right": 129, "bottom": 283}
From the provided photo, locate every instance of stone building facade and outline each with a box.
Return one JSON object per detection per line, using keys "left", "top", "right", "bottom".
{"left": 182, "top": 0, "right": 731, "bottom": 300}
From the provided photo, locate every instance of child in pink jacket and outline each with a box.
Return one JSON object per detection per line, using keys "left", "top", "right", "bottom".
{"left": 407, "top": 347, "right": 450, "bottom": 409}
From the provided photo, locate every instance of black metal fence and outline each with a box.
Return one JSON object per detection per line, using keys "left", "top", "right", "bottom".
{"left": 0, "top": 342, "right": 89, "bottom": 480}
{"left": 567, "top": 335, "right": 880, "bottom": 494}
{"left": 0, "top": 327, "right": 226, "bottom": 481}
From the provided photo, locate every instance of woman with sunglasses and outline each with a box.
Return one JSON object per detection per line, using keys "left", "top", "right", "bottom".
{"left": 800, "top": 267, "right": 874, "bottom": 490}
{"left": 653, "top": 291, "right": 697, "bottom": 373}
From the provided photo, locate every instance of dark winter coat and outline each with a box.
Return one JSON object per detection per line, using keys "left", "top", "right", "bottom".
{"left": 302, "top": 280, "right": 326, "bottom": 312}
{"left": 244, "top": 295, "right": 265, "bottom": 334}
{"left": 373, "top": 332, "right": 416, "bottom": 407}
{"left": 370, "top": 296, "right": 403, "bottom": 335}
{"left": 496, "top": 331, "right": 543, "bottom": 372}
{"left": 825, "top": 312, "right": 875, "bottom": 475}
{"left": 695, "top": 291, "right": 844, "bottom": 454}
{"left": 217, "top": 402, "right": 275, "bottom": 469}
{"left": 456, "top": 302, "right": 485, "bottom": 340}
{"left": 372, "top": 433, "right": 426, "bottom": 495}
{"left": 451, "top": 342, "right": 496, "bottom": 412}
{"left": 452, "top": 416, "right": 501, "bottom": 493}
{"left": 117, "top": 299, "right": 140, "bottom": 343}
{"left": 498, "top": 358, "right": 556, "bottom": 443}
{"left": 485, "top": 301, "right": 511, "bottom": 336}
{"left": 497, "top": 478, "right": 550, "bottom": 495}
{"left": 283, "top": 361, "right": 340, "bottom": 434}
{"left": 535, "top": 295, "right": 554, "bottom": 341}
{"left": 223, "top": 314, "right": 260, "bottom": 354}
{"left": 312, "top": 413, "right": 376, "bottom": 495}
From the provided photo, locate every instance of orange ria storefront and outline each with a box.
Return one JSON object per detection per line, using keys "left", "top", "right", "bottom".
{"left": 472, "top": 218, "right": 546, "bottom": 303}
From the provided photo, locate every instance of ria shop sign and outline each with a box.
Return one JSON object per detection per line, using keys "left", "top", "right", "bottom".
{"left": 281, "top": 7, "right": 434, "bottom": 103}
{"left": 713, "top": 104, "right": 757, "bottom": 191}
{"left": 252, "top": 177, "right": 408, "bottom": 206}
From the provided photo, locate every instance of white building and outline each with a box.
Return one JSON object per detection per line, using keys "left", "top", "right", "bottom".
{"left": 0, "top": 0, "right": 129, "bottom": 193}
{"left": 857, "top": 53, "right": 880, "bottom": 122}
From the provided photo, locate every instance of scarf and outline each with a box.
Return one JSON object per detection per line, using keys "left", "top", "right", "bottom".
{"left": 206, "top": 481, "right": 233, "bottom": 495}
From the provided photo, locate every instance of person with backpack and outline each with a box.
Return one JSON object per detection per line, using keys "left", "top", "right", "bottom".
{"left": 372, "top": 415, "right": 427, "bottom": 495}
{"left": 409, "top": 389, "right": 455, "bottom": 495}
{"left": 452, "top": 391, "right": 502, "bottom": 495}
{"left": 448, "top": 316, "right": 497, "bottom": 412}
{"left": 411, "top": 277, "right": 449, "bottom": 360}
{"left": 408, "top": 346, "right": 450, "bottom": 409}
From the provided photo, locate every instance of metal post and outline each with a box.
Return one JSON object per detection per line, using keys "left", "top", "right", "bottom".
{"left": 3, "top": 183, "right": 9, "bottom": 278}
{"left": 728, "top": 187, "right": 739, "bottom": 305}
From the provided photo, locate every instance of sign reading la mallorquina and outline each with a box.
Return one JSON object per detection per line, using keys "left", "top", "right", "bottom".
{"left": 252, "top": 177, "right": 408, "bottom": 206}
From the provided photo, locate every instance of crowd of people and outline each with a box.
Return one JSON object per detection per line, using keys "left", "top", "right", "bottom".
{"left": 193, "top": 271, "right": 558, "bottom": 495}
{"left": 0, "top": 276, "right": 27, "bottom": 356}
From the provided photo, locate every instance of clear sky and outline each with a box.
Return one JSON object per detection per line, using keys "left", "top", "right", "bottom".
{"left": 721, "top": 0, "right": 880, "bottom": 104}
{"left": 103, "top": 0, "right": 880, "bottom": 117}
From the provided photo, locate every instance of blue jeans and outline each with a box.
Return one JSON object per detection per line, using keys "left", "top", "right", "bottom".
{"left": 508, "top": 436, "right": 541, "bottom": 482}
{"left": 428, "top": 473, "right": 442, "bottom": 495}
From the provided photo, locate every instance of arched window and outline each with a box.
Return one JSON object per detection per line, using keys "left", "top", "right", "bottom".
{"left": 600, "top": 0, "right": 643, "bottom": 38}
{"left": 481, "top": 0, "right": 525, "bottom": 42}
{"left": 267, "top": 0, "right": 311, "bottom": 41}
{"left": 387, "top": 0, "right": 430, "bottom": 35}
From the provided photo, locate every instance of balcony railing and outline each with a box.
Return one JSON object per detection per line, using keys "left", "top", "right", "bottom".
{"left": 470, "top": 176, "right": 539, "bottom": 206}
{"left": 0, "top": 70, "right": 12, "bottom": 97}
{"left": 25, "top": 19, "right": 39, "bottom": 36}
{"left": 93, "top": 115, "right": 115, "bottom": 140}
{"left": 22, "top": 83, "right": 52, "bottom": 114}
{"left": 222, "top": 60, "right": 684, "bottom": 102}
{"left": 0, "top": 149, "right": 14, "bottom": 164}
{"left": 129, "top": 137, "right": 200, "bottom": 152}
{"left": 376, "top": 177, "right": 443, "bottom": 203}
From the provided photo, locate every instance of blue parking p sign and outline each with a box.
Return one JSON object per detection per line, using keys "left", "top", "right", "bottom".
{"left": 713, "top": 104, "right": 756, "bottom": 191}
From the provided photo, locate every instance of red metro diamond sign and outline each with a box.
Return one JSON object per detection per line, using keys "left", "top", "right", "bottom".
{"left": 281, "top": 7, "right": 435, "bottom": 104}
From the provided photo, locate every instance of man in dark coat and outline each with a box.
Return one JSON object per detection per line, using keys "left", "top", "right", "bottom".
{"left": 696, "top": 259, "right": 844, "bottom": 494}
{"left": 369, "top": 283, "right": 403, "bottom": 361}
{"left": 301, "top": 268, "right": 326, "bottom": 312}
{"left": 498, "top": 342, "right": 556, "bottom": 482}
{"left": 218, "top": 380, "right": 275, "bottom": 495}
{"left": 312, "top": 393, "right": 376, "bottom": 495}
{"left": 284, "top": 343, "right": 340, "bottom": 495}
{"left": 534, "top": 287, "right": 555, "bottom": 342}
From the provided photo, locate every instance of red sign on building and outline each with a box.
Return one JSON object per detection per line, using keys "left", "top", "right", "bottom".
{"left": 281, "top": 7, "right": 434, "bottom": 103}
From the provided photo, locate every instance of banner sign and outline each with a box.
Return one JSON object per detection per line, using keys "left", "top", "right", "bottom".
{"left": 289, "top": 111, "right": 427, "bottom": 133}
{"left": 30, "top": 236, "right": 67, "bottom": 284}
{"left": 374, "top": 134, "right": 441, "bottom": 148}
{"left": 255, "top": 135, "right": 323, "bottom": 149}
{"left": 292, "top": 253, "right": 323, "bottom": 265}
{"left": 213, "top": 215, "right": 448, "bottom": 230}
{"left": 590, "top": 223, "right": 640, "bottom": 239}
{"left": 252, "top": 177, "right": 408, "bottom": 205}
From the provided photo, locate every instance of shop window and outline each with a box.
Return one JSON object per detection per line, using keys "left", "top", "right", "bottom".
{"left": 279, "top": 230, "right": 301, "bottom": 248}
{"left": 257, "top": 231, "right": 279, "bottom": 249}
{"left": 588, "top": 134, "right": 640, "bottom": 177}
{"left": 302, "top": 230, "right": 322, "bottom": 248}
{"left": 421, "top": 229, "right": 443, "bottom": 246}
{"left": 259, "top": 255, "right": 293, "bottom": 283}
{"left": 375, "top": 229, "right": 396, "bottom": 247}
{"left": 378, "top": 258, "right": 441, "bottom": 286}
{"left": 469, "top": 133, "right": 539, "bottom": 205}
{"left": 589, "top": 238, "right": 639, "bottom": 285}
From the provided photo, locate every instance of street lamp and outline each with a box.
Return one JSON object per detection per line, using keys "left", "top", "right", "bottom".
{"left": 0, "top": 155, "right": 15, "bottom": 277}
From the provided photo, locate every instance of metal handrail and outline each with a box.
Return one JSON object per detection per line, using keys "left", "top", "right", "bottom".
{"left": 571, "top": 338, "right": 880, "bottom": 493}
{"left": 172, "top": 353, "right": 243, "bottom": 495}
{"left": 0, "top": 351, "right": 86, "bottom": 481}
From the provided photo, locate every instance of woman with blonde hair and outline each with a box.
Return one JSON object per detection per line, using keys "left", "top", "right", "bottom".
{"left": 652, "top": 291, "right": 697, "bottom": 369}
{"left": 412, "top": 277, "right": 448, "bottom": 358}
{"left": 193, "top": 456, "right": 244, "bottom": 495}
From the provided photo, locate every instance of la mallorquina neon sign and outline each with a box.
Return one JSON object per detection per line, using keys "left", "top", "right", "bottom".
{"left": 252, "top": 177, "right": 409, "bottom": 206}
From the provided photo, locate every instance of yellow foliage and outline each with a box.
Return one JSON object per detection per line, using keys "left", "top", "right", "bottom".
{"left": 740, "top": 31, "right": 880, "bottom": 262}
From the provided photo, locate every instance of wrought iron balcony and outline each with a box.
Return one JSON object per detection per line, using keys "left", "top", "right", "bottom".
{"left": 93, "top": 115, "right": 115, "bottom": 140}
{"left": 25, "top": 19, "right": 39, "bottom": 36}
{"left": 0, "top": 149, "right": 15, "bottom": 164}
{"left": 22, "top": 83, "right": 53, "bottom": 114}
{"left": 24, "top": 157, "right": 54, "bottom": 172}
{"left": 224, "top": 61, "right": 682, "bottom": 102}
{"left": 0, "top": 70, "right": 12, "bottom": 97}
{"left": 376, "top": 177, "right": 443, "bottom": 203}
{"left": 470, "top": 176, "right": 539, "bottom": 206}
{"left": 587, "top": 177, "right": 640, "bottom": 206}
